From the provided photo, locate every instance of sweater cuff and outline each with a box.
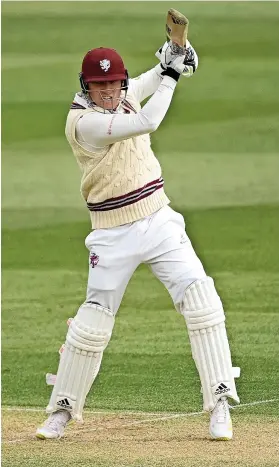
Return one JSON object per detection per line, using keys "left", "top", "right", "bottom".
{"left": 161, "top": 75, "right": 177, "bottom": 90}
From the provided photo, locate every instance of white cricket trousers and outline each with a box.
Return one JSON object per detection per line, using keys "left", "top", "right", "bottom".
{"left": 85, "top": 205, "right": 206, "bottom": 314}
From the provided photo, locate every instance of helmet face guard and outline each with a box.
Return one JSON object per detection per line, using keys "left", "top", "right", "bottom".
{"left": 79, "top": 70, "right": 129, "bottom": 94}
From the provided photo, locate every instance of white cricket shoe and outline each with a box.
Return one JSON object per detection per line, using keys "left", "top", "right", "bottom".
{"left": 36, "top": 410, "right": 72, "bottom": 440}
{"left": 209, "top": 397, "right": 233, "bottom": 440}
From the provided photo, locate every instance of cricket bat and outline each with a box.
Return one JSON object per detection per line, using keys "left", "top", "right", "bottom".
{"left": 166, "top": 8, "right": 189, "bottom": 54}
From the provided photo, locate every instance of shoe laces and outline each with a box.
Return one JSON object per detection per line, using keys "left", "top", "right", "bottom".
{"left": 214, "top": 397, "right": 229, "bottom": 423}
{"left": 46, "top": 411, "right": 70, "bottom": 431}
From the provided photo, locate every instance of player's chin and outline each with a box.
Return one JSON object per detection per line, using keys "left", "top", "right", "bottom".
{"left": 103, "top": 99, "right": 118, "bottom": 110}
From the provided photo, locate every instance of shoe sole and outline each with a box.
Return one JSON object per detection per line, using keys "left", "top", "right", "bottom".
{"left": 209, "top": 431, "right": 232, "bottom": 441}
{"left": 211, "top": 436, "right": 232, "bottom": 441}
{"left": 36, "top": 432, "right": 61, "bottom": 440}
{"left": 36, "top": 433, "right": 47, "bottom": 440}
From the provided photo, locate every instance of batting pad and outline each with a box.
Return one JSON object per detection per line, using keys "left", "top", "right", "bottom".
{"left": 181, "top": 277, "right": 240, "bottom": 411}
{"left": 46, "top": 303, "right": 115, "bottom": 421}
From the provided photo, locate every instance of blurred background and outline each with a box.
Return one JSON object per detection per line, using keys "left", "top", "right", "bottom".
{"left": 2, "top": 1, "right": 279, "bottom": 414}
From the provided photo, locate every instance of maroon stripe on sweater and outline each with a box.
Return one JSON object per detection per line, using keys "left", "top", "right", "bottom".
{"left": 122, "top": 99, "right": 137, "bottom": 114}
{"left": 87, "top": 177, "right": 163, "bottom": 208}
{"left": 70, "top": 101, "right": 86, "bottom": 109}
{"left": 88, "top": 183, "right": 164, "bottom": 212}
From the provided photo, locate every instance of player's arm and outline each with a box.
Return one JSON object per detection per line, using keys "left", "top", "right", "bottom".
{"left": 128, "top": 64, "right": 164, "bottom": 103}
{"left": 76, "top": 74, "right": 177, "bottom": 151}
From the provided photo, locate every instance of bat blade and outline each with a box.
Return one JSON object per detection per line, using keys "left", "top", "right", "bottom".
{"left": 166, "top": 8, "right": 189, "bottom": 54}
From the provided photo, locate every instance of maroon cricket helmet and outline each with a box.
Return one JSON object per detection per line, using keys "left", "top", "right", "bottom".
{"left": 79, "top": 47, "right": 129, "bottom": 91}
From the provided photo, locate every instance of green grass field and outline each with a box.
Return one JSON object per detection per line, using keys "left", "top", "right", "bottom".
{"left": 2, "top": 2, "right": 279, "bottom": 466}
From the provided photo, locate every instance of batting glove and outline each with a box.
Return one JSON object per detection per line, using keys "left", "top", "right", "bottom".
{"left": 161, "top": 54, "right": 188, "bottom": 82}
{"left": 155, "top": 40, "right": 198, "bottom": 78}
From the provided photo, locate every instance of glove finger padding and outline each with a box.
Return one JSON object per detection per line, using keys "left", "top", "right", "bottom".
{"left": 160, "top": 43, "right": 187, "bottom": 76}
{"left": 182, "top": 46, "right": 198, "bottom": 77}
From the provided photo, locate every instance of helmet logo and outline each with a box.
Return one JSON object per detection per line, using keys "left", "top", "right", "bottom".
{"left": 100, "top": 59, "right": 111, "bottom": 72}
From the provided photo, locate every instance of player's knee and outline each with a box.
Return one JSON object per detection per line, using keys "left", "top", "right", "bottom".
{"left": 67, "top": 302, "right": 115, "bottom": 352}
{"left": 180, "top": 276, "right": 225, "bottom": 328}
{"left": 174, "top": 271, "right": 207, "bottom": 312}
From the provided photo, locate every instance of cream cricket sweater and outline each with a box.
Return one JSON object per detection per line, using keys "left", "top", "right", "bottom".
{"left": 65, "top": 70, "right": 177, "bottom": 229}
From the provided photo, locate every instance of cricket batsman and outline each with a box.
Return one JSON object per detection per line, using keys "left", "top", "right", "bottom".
{"left": 36, "top": 11, "right": 239, "bottom": 441}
